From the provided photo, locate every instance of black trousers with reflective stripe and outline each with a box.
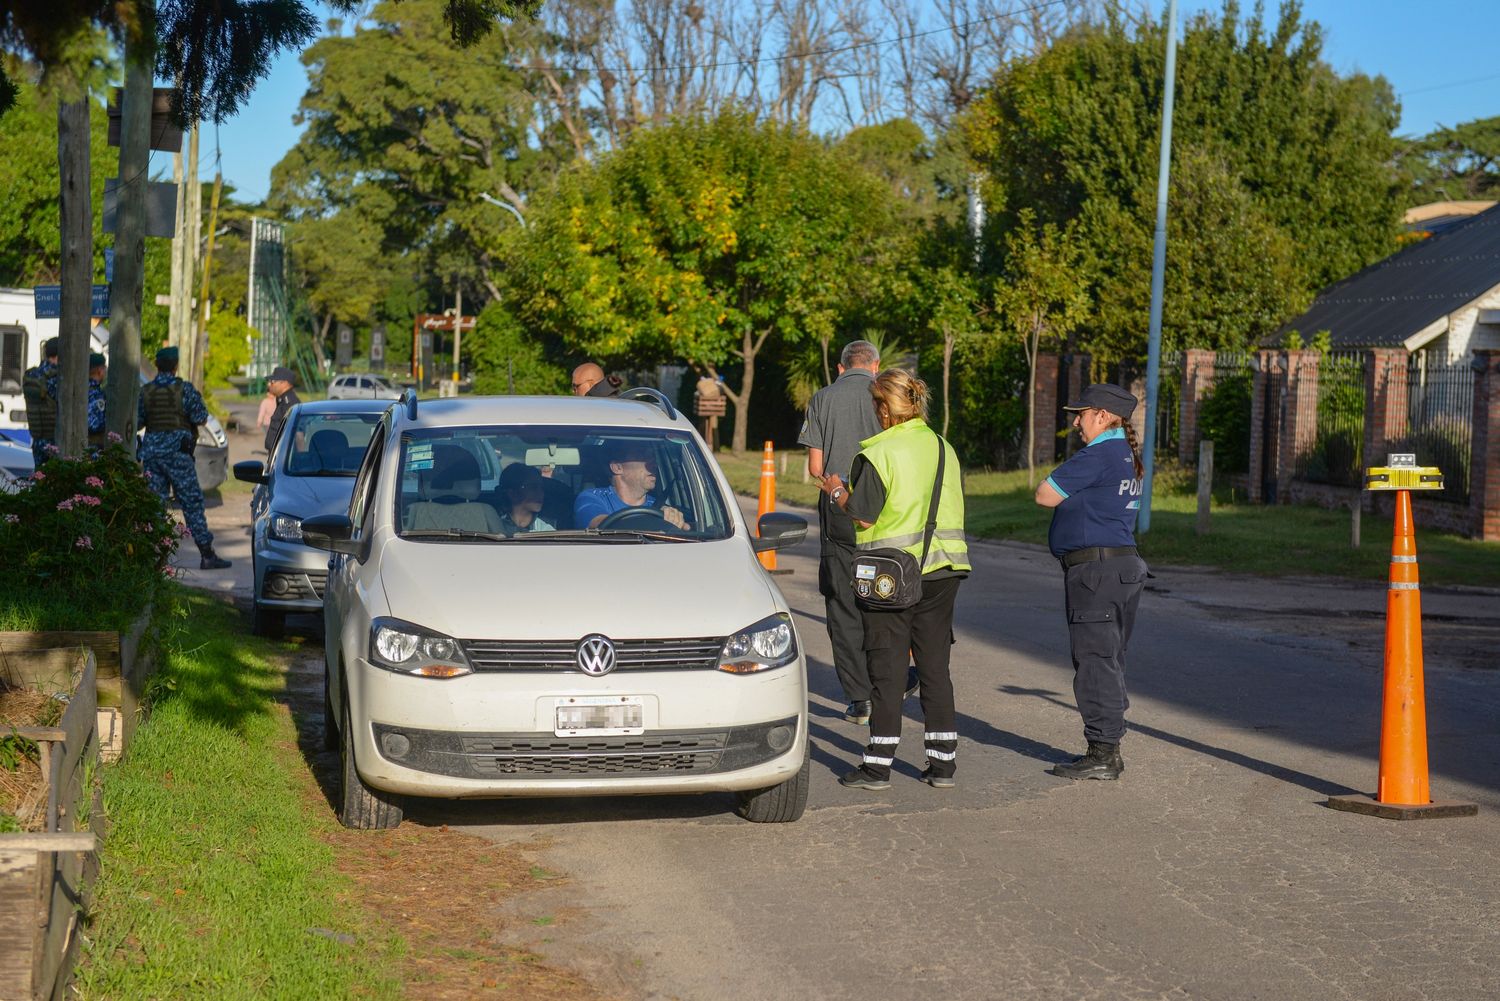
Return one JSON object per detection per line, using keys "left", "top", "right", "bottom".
{"left": 818, "top": 493, "right": 871, "bottom": 702}
{"left": 1063, "top": 553, "right": 1147, "bottom": 744}
{"left": 858, "top": 575, "right": 962, "bottom": 779}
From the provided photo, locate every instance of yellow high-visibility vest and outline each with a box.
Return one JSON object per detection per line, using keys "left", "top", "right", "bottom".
{"left": 854, "top": 419, "right": 969, "bottom": 575}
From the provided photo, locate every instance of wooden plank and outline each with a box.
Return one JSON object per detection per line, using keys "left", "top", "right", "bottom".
{"left": 0, "top": 650, "right": 81, "bottom": 694}
{"left": 0, "top": 632, "right": 119, "bottom": 678}
{"left": 119, "top": 605, "right": 156, "bottom": 753}
{"left": 0, "top": 852, "right": 41, "bottom": 999}
{"left": 10, "top": 727, "right": 66, "bottom": 743}
{"left": 54, "top": 655, "right": 97, "bottom": 824}
{"left": 0, "top": 833, "right": 97, "bottom": 853}
{"left": 36, "top": 846, "right": 89, "bottom": 1001}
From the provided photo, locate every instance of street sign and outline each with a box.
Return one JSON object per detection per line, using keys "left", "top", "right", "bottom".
{"left": 102, "top": 179, "right": 178, "bottom": 238}
{"left": 335, "top": 323, "right": 354, "bottom": 368}
{"left": 369, "top": 324, "right": 385, "bottom": 365}
{"left": 34, "top": 285, "right": 111, "bottom": 319}
{"left": 107, "top": 88, "right": 183, "bottom": 152}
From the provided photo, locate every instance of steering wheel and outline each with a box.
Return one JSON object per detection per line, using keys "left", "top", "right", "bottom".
{"left": 596, "top": 506, "right": 672, "bottom": 530}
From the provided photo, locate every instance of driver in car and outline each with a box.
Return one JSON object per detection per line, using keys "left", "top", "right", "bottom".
{"left": 574, "top": 443, "right": 691, "bottom": 530}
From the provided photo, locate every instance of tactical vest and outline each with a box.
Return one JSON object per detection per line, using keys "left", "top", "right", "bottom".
{"left": 142, "top": 380, "right": 191, "bottom": 434}
{"left": 854, "top": 420, "right": 971, "bottom": 575}
{"left": 22, "top": 367, "right": 57, "bottom": 440}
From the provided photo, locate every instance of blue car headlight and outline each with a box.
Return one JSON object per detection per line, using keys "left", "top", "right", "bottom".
{"left": 268, "top": 512, "right": 303, "bottom": 543}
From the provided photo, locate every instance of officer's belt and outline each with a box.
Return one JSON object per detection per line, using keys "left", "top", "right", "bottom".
{"left": 1060, "top": 545, "right": 1137, "bottom": 569}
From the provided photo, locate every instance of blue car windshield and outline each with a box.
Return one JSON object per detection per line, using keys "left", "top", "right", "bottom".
{"left": 284, "top": 412, "right": 382, "bottom": 477}
{"left": 395, "top": 426, "right": 732, "bottom": 541}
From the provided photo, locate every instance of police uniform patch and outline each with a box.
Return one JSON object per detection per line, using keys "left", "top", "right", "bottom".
{"left": 856, "top": 580, "right": 871, "bottom": 598}
{"left": 873, "top": 574, "right": 896, "bottom": 600}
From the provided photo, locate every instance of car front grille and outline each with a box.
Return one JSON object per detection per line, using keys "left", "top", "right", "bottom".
{"left": 461, "top": 636, "right": 725, "bottom": 672}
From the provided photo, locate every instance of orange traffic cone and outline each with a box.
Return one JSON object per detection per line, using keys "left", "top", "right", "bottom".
{"left": 1328, "top": 489, "right": 1476, "bottom": 820}
{"left": 757, "top": 441, "right": 777, "bottom": 571}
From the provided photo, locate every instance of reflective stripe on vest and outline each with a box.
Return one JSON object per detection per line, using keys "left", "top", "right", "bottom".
{"left": 22, "top": 368, "right": 57, "bottom": 440}
{"left": 143, "top": 380, "right": 191, "bottom": 433}
{"left": 853, "top": 420, "right": 970, "bottom": 574}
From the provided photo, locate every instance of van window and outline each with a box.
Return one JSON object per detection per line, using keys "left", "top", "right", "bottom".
{"left": 0, "top": 327, "right": 25, "bottom": 394}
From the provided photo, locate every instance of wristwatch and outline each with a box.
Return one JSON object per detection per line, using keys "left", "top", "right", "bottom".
{"left": 831, "top": 487, "right": 844, "bottom": 501}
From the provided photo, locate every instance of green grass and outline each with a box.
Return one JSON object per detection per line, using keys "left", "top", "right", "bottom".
{"left": 715, "top": 451, "right": 1500, "bottom": 587}
{"left": 0, "top": 586, "right": 154, "bottom": 633}
{"left": 77, "top": 591, "right": 401, "bottom": 1000}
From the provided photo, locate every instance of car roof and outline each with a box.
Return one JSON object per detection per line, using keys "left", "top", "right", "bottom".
{"left": 293, "top": 398, "right": 395, "bottom": 415}
{"left": 392, "top": 394, "right": 690, "bottom": 432}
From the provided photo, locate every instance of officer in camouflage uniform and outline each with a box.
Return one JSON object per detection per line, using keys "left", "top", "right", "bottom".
{"left": 138, "top": 346, "right": 231, "bottom": 570}
{"left": 86, "top": 352, "right": 108, "bottom": 450}
{"left": 22, "top": 337, "right": 60, "bottom": 466}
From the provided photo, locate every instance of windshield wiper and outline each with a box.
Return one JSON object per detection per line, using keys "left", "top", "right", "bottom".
{"left": 400, "top": 528, "right": 510, "bottom": 542}
{"left": 595, "top": 529, "right": 692, "bottom": 542}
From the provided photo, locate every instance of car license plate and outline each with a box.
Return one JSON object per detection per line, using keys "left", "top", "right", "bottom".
{"left": 554, "top": 696, "right": 645, "bottom": 736}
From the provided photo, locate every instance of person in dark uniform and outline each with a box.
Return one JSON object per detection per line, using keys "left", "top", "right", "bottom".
{"left": 798, "top": 340, "right": 885, "bottom": 724}
{"left": 1034, "top": 383, "right": 1149, "bottom": 780}
{"left": 264, "top": 366, "right": 300, "bottom": 455}
{"left": 819, "top": 369, "right": 970, "bottom": 790}
{"left": 85, "top": 352, "right": 108, "bottom": 450}
{"left": 22, "top": 337, "right": 60, "bottom": 466}
{"left": 139, "top": 347, "right": 231, "bottom": 570}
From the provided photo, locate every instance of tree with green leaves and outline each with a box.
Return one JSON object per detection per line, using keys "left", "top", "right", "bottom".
{"left": 1396, "top": 115, "right": 1500, "bottom": 206}
{"left": 499, "top": 110, "right": 897, "bottom": 452}
{"left": 993, "top": 210, "right": 1089, "bottom": 487}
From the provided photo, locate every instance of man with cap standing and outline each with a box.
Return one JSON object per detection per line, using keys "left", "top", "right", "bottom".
{"left": 22, "top": 337, "right": 60, "bottom": 466}
{"left": 1034, "top": 383, "right": 1149, "bottom": 780}
{"left": 85, "top": 352, "right": 108, "bottom": 450}
{"left": 264, "top": 366, "right": 300, "bottom": 455}
{"left": 139, "top": 346, "right": 231, "bottom": 570}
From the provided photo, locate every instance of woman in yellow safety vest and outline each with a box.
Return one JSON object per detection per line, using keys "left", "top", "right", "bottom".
{"left": 818, "top": 369, "right": 970, "bottom": 790}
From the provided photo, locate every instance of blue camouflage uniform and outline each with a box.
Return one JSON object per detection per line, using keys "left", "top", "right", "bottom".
{"left": 87, "top": 379, "right": 107, "bottom": 438}
{"left": 23, "top": 359, "right": 58, "bottom": 466}
{"left": 138, "top": 372, "right": 214, "bottom": 549}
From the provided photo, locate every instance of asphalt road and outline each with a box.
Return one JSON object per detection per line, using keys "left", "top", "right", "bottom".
{"left": 180, "top": 419, "right": 1500, "bottom": 1000}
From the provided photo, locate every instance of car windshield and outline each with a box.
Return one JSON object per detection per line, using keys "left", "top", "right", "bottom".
{"left": 395, "top": 426, "right": 732, "bottom": 542}
{"left": 284, "top": 412, "right": 381, "bottom": 476}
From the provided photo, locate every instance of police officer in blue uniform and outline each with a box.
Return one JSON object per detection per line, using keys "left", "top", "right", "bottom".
{"left": 138, "top": 347, "right": 231, "bottom": 570}
{"left": 85, "top": 352, "right": 108, "bottom": 450}
{"left": 22, "top": 337, "right": 60, "bottom": 466}
{"left": 1034, "top": 384, "right": 1149, "bottom": 780}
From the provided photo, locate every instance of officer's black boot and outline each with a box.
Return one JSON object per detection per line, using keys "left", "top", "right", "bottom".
{"left": 199, "top": 544, "right": 231, "bottom": 570}
{"left": 1050, "top": 740, "right": 1124, "bottom": 780}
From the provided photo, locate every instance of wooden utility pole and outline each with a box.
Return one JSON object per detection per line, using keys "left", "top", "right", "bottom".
{"left": 190, "top": 172, "right": 224, "bottom": 388}
{"left": 169, "top": 124, "right": 201, "bottom": 376}
{"left": 451, "top": 284, "right": 463, "bottom": 386}
{"left": 107, "top": 20, "right": 154, "bottom": 452}
{"left": 56, "top": 95, "right": 93, "bottom": 458}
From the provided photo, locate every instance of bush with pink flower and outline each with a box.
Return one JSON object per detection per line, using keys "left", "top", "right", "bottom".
{"left": 0, "top": 443, "right": 178, "bottom": 628}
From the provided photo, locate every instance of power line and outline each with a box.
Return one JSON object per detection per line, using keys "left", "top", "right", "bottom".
{"left": 1400, "top": 71, "right": 1500, "bottom": 98}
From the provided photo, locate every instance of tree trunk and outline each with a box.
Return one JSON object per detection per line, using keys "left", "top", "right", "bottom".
{"left": 731, "top": 327, "right": 756, "bottom": 453}
{"left": 56, "top": 96, "right": 92, "bottom": 458}
{"left": 107, "top": 27, "right": 153, "bottom": 454}
{"left": 1025, "top": 320, "right": 1040, "bottom": 489}
{"left": 942, "top": 327, "right": 955, "bottom": 437}
{"left": 820, "top": 334, "right": 831, "bottom": 386}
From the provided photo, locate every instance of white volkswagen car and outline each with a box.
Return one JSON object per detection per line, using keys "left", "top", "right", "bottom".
{"left": 303, "top": 389, "right": 810, "bottom": 828}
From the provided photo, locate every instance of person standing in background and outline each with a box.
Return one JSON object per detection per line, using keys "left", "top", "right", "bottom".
{"left": 571, "top": 362, "right": 622, "bottom": 398}
{"left": 22, "top": 337, "right": 60, "bottom": 466}
{"left": 85, "top": 352, "right": 108, "bottom": 450}
{"left": 264, "top": 366, "right": 300, "bottom": 455}
{"left": 256, "top": 385, "right": 277, "bottom": 434}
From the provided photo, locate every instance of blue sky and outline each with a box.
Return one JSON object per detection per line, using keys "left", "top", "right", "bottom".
{"left": 194, "top": 0, "right": 1500, "bottom": 203}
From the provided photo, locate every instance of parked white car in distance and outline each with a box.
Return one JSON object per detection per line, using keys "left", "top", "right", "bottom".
{"left": 327, "top": 373, "right": 403, "bottom": 401}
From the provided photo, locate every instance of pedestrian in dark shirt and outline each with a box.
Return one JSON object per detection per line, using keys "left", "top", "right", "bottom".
{"left": 264, "top": 366, "right": 300, "bottom": 454}
{"left": 1034, "top": 383, "right": 1148, "bottom": 781}
{"left": 571, "top": 361, "right": 621, "bottom": 397}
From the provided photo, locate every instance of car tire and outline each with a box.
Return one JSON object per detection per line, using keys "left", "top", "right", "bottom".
{"left": 734, "top": 752, "right": 809, "bottom": 824}
{"left": 322, "top": 663, "right": 338, "bottom": 752}
{"left": 251, "top": 601, "right": 284, "bottom": 638}
{"left": 338, "top": 692, "right": 403, "bottom": 829}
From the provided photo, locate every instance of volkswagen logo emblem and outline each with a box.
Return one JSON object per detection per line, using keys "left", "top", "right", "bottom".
{"left": 576, "top": 634, "right": 617, "bottom": 676}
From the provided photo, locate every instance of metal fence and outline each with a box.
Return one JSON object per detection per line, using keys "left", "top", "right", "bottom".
{"left": 1154, "top": 351, "right": 1183, "bottom": 459}
{"left": 1295, "top": 351, "right": 1366, "bottom": 487}
{"left": 1199, "top": 352, "right": 1254, "bottom": 474}
{"left": 1395, "top": 355, "right": 1474, "bottom": 502}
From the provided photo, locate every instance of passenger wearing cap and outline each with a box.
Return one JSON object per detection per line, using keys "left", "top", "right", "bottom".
{"left": 85, "top": 352, "right": 108, "bottom": 450}
{"left": 139, "top": 346, "right": 231, "bottom": 570}
{"left": 264, "top": 365, "right": 301, "bottom": 455}
{"left": 1034, "top": 383, "right": 1150, "bottom": 781}
{"left": 22, "top": 336, "right": 60, "bottom": 467}
{"left": 572, "top": 441, "right": 690, "bottom": 530}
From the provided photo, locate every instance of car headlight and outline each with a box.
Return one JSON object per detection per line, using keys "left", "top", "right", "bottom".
{"left": 718, "top": 613, "right": 797, "bottom": 674}
{"left": 369, "top": 617, "right": 472, "bottom": 679}
{"left": 268, "top": 512, "right": 303, "bottom": 543}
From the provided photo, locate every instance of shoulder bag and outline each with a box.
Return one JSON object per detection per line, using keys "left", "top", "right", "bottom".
{"left": 850, "top": 435, "right": 945, "bottom": 611}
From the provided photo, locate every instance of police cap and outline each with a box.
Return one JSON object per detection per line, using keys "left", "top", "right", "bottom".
{"left": 155, "top": 346, "right": 180, "bottom": 368}
{"left": 88, "top": 352, "right": 106, "bottom": 368}
{"left": 1063, "top": 383, "right": 1138, "bottom": 420}
{"left": 268, "top": 366, "right": 296, "bottom": 385}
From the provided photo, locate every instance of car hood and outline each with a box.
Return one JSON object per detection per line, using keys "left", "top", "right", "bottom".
{"left": 375, "top": 536, "right": 784, "bottom": 641}
{"left": 268, "top": 473, "right": 359, "bottom": 519}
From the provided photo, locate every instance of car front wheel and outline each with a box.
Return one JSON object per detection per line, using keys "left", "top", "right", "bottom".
{"left": 251, "top": 600, "right": 284, "bottom": 638}
{"left": 338, "top": 689, "right": 403, "bottom": 829}
{"left": 735, "top": 752, "right": 809, "bottom": 824}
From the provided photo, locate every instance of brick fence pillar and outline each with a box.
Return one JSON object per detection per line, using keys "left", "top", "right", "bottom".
{"left": 1178, "top": 349, "right": 1217, "bottom": 463}
{"left": 1248, "top": 350, "right": 1279, "bottom": 502}
{"left": 1032, "top": 352, "right": 1060, "bottom": 467}
{"left": 1277, "top": 350, "right": 1321, "bottom": 501}
{"left": 1471, "top": 350, "right": 1500, "bottom": 541}
{"left": 1363, "top": 348, "right": 1409, "bottom": 475}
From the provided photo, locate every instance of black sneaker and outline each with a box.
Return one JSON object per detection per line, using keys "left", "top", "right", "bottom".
{"left": 843, "top": 700, "right": 872, "bottom": 725}
{"left": 904, "top": 666, "right": 920, "bottom": 699}
{"left": 198, "top": 547, "right": 231, "bottom": 570}
{"left": 839, "top": 767, "right": 891, "bottom": 790}
{"left": 921, "top": 768, "right": 955, "bottom": 789}
{"left": 1050, "top": 740, "right": 1124, "bottom": 781}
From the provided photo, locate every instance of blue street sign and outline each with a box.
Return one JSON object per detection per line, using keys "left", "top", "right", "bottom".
{"left": 33, "top": 285, "right": 111, "bottom": 319}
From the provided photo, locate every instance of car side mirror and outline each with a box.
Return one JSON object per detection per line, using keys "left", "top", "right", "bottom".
{"left": 233, "top": 460, "right": 267, "bottom": 484}
{"left": 752, "top": 511, "right": 808, "bottom": 552}
{"left": 301, "top": 513, "right": 359, "bottom": 556}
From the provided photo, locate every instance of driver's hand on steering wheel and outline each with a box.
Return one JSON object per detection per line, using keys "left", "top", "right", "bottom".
{"left": 662, "top": 505, "right": 690, "bottom": 530}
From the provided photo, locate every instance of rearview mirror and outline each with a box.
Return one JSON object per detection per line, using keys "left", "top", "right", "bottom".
{"left": 301, "top": 513, "right": 359, "bottom": 556}
{"left": 233, "top": 460, "right": 267, "bottom": 484}
{"left": 752, "top": 512, "right": 808, "bottom": 553}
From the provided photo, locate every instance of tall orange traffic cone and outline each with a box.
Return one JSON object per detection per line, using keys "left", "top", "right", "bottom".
{"left": 757, "top": 440, "right": 777, "bottom": 571}
{"left": 1328, "top": 489, "right": 1476, "bottom": 820}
